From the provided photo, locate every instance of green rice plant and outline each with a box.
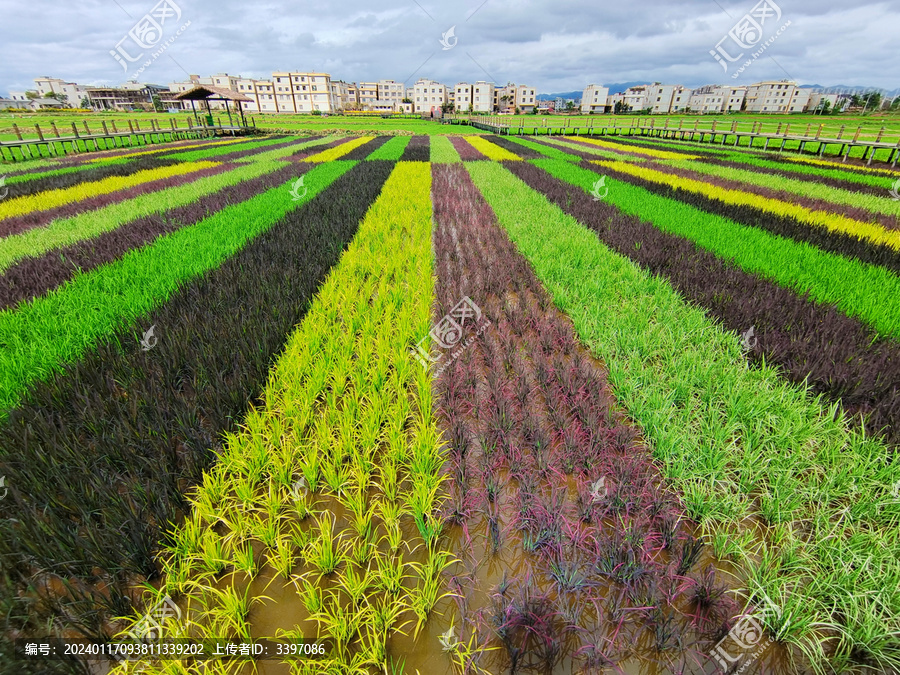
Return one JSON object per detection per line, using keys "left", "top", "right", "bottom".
{"left": 337, "top": 563, "right": 371, "bottom": 608}
{"left": 430, "top": 135, "right": 462, "bottom": 163}
{"left": 267, "top": 536, "right": 298, "bottom": 581}
{"left": 231, "top": 542, "right": 258, "bottom": 581}
{"left": 297, "top": 574, "right": 325, "bottom": 615}
{"left": 304, "top": 511, "right": 346, "bottom": 577}
{"left": 199, "top": 530, "right": 229, "bottom": 577}
{"left": 319, "top": 455, "right": 352, "bottom": 496}
{"left": 408, "top": 547, "right": 458, "bottom": 637}
{"left": 197, "top": 584, "right": 268, "bottom": 640}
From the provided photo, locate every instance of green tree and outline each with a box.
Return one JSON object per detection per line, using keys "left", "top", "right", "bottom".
{"left": 80, "top": 96, "right": 91, "bottom": 109}
{"left": 151, "top": 94, "right": 164, "bottom": 112}
{"left": 565, "top": 100, "right": 575, "bottom": 112}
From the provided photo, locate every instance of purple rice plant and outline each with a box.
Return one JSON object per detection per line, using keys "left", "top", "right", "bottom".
{"left": 686, "top": 564, "right": 736, "bottom": 636}
{"left": 676, "top": 536, "right": 704, "bottom": 576}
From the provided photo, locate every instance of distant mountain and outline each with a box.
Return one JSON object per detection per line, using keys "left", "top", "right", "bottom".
{"left": 535, "top": 91, "right": 583, "bottom": 101}
{"left": 536, "top": 82, "right": 655, "bottom": 100}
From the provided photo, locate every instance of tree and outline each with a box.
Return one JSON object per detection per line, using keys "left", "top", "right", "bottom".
{"left": 402, "top": 97, "right": 412, "bottom": 104}
{"left": 531, "top": 105, "right": 539, "bottom": 114}
{"left": 565, "top": 100, "right": 576, "bottom": 112}
{"left": 514, "top": 106, "right": 521, "bottom": 115}
{"left": 151, "top": 94, "right": 164, "bottom": 112}
{"left": 80, "top": 96, "right": 91, "bottom": 109}
{"left": 440, "top": 101, "right": 455, "bottom": 114}
{"left": 614, "top": 100, "right": 628, "bottom": 114}
{"left": 25, "top": 91, "right": 39, "bottom": 100}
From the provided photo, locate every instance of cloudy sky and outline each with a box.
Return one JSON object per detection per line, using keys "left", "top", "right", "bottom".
{"left": 2, "top": 0, "right": 898, "bottom": 95}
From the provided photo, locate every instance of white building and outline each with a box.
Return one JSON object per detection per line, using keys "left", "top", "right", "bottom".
{"left": 454, "top": 83, "right": 473, "bottom": 112}
{"left": 412, "top": 79, "right": 447, "bottom": 113}
{"left": 33, "top": 76, "right": 88, "bottom": 107}
{"left": 670, "top": 86, "right": 692, "bottom": 112}
{"left": 271, "top": 71, "right": 335, "bottom": 113}
{"left": 581, "top": 84, "right": 609, "bottom": 114}
{"left": 787, "top": 87, "right": 811, "bottom": 113}
{"left": 744, "top": 80, "right": 797, "bottom": 113}
{"left": 808, "top": 92, "right": 841, "bottom": 113}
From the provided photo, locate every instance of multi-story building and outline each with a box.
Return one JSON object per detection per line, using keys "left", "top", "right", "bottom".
{"left": 670, "top": 85, "right": 692, "bottom": 112}
{"left": 494, "top": 83, "right": 516, "bottom": 112}
{"left": 271, "top": 71, "right": 334, "bottom": 112}
{"left": 513, "top": 85, "right": 537, "bottom": 112}
{"left": 646, "top": 84, "right": 676, "bottom": 114}
{"left": 357, "top": 81, "right": 378, "bottom": 109}
{"left": 454, "top": 83, "right": 472, "bottom": 111}
{"left": 412, "top": 79, "right": 447, "bottom": 114}
{"left": 744, "top": 80, "right": 797, "bottom": 113}
{"left": 86, "top": 82, "right": 169, "bottom": 110}
{"left": 377, "top": 79, "right": 404, "bottom": 111}
{"left": 686, "top": 85, "right": 745, "bottom": 113}
{"left": 33, "top": 76, "right": 87, "bottom": 107}
{"left": 472, "top": 81, "right": 494, "bottom": 112}
{"left": 330, "top": 80, "right": 356, "bottom": 111}
{"left": 787, "top": 87, "right": 811, "bottom": 113}
{"left": 580, "top": 84, "right": 609, "bottom": 114}
{"left": 620, "top": 85, "right": 649, "bottom": 111}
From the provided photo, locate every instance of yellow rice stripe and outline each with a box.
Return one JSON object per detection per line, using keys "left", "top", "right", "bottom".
{"left": 301, "top": 136, "right": 374, "bottom": 163}
{"left": 464, "top": 136, "right": 522, "bottom": 161}
{"left": 780, "top": 154, "right": 900, "bottom": 176}
{"left": 576, "top": 137, "right": 699, "bottom": 161}
{"left": 0, "top": 161, "right": 221, "bottom": 223}
{"left": 591, "top": 159, "right": 900, "bottom": 251}
{"left": 86, "top": 138, "right": 248, "bottom": 163}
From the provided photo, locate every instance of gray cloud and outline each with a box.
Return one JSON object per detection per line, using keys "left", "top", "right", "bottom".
{"left": 1, "top": 0, "right": 898, "bottom": 95}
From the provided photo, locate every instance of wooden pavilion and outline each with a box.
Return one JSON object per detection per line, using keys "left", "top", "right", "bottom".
{"left": 173, "top": 85, "right": 253, "bottom": 129}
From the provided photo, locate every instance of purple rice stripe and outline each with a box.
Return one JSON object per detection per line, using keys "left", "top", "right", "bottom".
{"left": 449, "top": 136, "right": 487, "bottom": 161}
{"left": 504, "top": 160, "right": 900, "bottom": 447}
{"left": 0, "top": 163, "right": 302, "bottom": 311}
{"left": 0, "top": 163, "right": 232, "bottom": 239}
{"left": 400, "top": 135, "right": 430, "bottom": 161}
{"left": 636, "top": 158, "right": 900, "bottom": 232}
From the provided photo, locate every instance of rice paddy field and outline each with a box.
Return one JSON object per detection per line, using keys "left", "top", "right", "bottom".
{"left": 0, "top": 130, "right": 898, "bottom": 675}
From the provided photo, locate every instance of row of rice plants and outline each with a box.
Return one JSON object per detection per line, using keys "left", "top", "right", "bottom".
{"left": 521, "top": 152, "right": 900, "bottom": 339}
{"left": 429, "top": 135, "right": 461, "bottom": 164}
{"left": 0, "top": 159, "right": 394, "bottom": 667}
{"left": 3, "top": 155, "right": 182, "bottom": 199}
{"left": 466, "top": 159, "right": 900, "bottom": 673}
{"left": 0, "top": 162, "right": 299, "bottom": 310}
{"left": 462, "top": 136, "right": 521, "bottom": 162}
{"left": 107, "top": 162, "right": 445, "bottom": 674}
{"left": 503, "top": 156, "right": 900, "bottom": 447}
{"left": 429, "top": 162, "right": 732, "bottom": 674}
{"left": 0, "top": 159, "right": 353, "bottom": 413}
{"left": 492, "top": 138, "right": 900, "bottom": 443}
{"left": 589, "top": 159, "right": 900, "bottom": 251}
{"left": 0, "top": 161, "right": 221, "bottom": 225}
{"left": 0, "top": 139, "right": 332, "bottom": 272}
{"left": 599, "top": 134, "right": 899, "bottom": 187}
